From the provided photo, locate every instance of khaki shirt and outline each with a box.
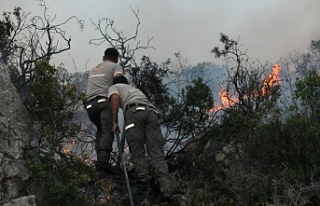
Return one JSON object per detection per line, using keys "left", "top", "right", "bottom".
{"left": 108, "top": 84, "right": 154, "bottom": 111}
{"left": 86, "top": 60, "right": 123, "bottom": 101}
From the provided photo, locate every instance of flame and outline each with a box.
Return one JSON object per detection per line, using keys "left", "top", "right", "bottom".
{"left": 99, "top": 198, "right": 105, "bottom": 203}
{"left": 207, "top": 63, "right": 281, "bottom": 113}
{"left": 62, "top": 140, "right": 77, "bottom": 155}
{"left": 62, "top": 148, "right": 70, "bottom": 154}
{"left": 219, "top": 87, "right": 239, "bottom": 108}
{"left": 261, "top": 63, "right": 281, "bottom": 95}
{"left": 207, "top": 87, "right": 239, "bottom": 113}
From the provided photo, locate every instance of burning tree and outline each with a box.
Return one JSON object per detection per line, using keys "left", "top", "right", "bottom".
{"left": 211, "top": 33, "right": 282, "bottom": 142}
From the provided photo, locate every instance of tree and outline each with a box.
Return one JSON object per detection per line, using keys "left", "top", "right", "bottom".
{"left": 26, "top": 60, "right": 85, "bottom": 156}
{"left": 166, "top": 77, "right": 214, "bottom": 156}
{"left": 129, "top": 56, "right": 169, "bottom": 105}
{"left": 294, "top": 69, "right": 320, "bottom": 118}
{"left": 25, "top": 61, "right": 94, "bottom": 206}
{"left": 311, "top": 39, "right": 320, "bottom": 62}
{"left": 279, "top": 38, "right": 320, "bottom": 114}
{"left": 89, "top": 7, "right": 154, "bottom": 70}
{"left": 0, "top": 1, "right": 83, "bottom": 102}
{"left": 211, "top": 33, "right": 281, "bottom": 142}
{"left": 0, "top": 7, "right": 19, "bottom": 64}
{"left": 128, "top": 55, "right": 174, "bottom": 122}
{"left": 145, "top": 53, "right": 218, "bottom": 156}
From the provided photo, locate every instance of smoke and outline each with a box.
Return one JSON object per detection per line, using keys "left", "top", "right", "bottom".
{"left": 231, "top": 0, "right": 320, "bottom": 63}
{"left": 1, "top": 0, "right": 27, "bottom": 11}
{"left": 1, "top": 0, "right": 319, "bottom": 69}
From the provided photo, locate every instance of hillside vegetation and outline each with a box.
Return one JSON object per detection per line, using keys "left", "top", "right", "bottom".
{"left": 1, "top": 4, "right": 320, "bottom": 205}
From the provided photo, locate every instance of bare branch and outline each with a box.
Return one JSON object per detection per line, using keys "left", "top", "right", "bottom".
{"left": 89, "top": 7, "right": 155, "bottom": 70}
{"left": 2, "top": 1, "right": 84, "bottom": 101}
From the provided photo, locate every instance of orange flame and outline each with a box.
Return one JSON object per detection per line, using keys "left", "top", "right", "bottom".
{"left": 207, "top": 87, "right": 239, "bottom": 113}
{"left": 62, "top": 148, "right": 70, "bottom": 154}
{"left": 261, "top": 63, "right": 281, "bottom": 95}
{"left": 219, "top": 87, "right": 239, "bottom": 108}
{"left": 207, "top": 63, "right": 281, "bottom": 113}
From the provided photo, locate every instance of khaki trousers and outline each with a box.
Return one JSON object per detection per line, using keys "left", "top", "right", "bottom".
{"left": 86, "top": 97, "right": 114, "bottom": 165}
{"left": 124, "top": 106, "right": 171, "bottom": 193}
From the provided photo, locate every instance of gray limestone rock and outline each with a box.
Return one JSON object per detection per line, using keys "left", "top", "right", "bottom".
{"left": 0, "top": 63, "right": 34, "bottom": 205}
{"left": 3, "top": 195, "right": 36, "bottom": 206}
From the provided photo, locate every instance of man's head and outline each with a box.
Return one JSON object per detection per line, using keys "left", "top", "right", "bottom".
{"left": 103, "top": 48, "right": 119, "bottom": 63}
{"left": 113, "top": 76, "right": 128, "bottom": 85}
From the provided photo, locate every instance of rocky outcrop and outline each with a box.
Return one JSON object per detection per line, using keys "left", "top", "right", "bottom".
{"left": 0, "top": 63, "right": 35, "bottom": 206}
{"left": 3, "top": 196, "right": 36, "bottom": 206}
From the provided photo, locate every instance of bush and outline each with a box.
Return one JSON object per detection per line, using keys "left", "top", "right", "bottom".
{"left": 27, "top": 156, "right": 95, "bottom": 206}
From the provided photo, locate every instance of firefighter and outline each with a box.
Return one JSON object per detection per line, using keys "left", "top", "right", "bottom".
{"left": 85, "top": 48, "right": 123, "bottom": 178}
{"left": 108, "top": 76, "right": 171, "bottom": 203}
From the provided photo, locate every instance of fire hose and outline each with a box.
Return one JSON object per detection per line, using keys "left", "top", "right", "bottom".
{"left": 115, "top": 131, "right": 134, "bottom": 206}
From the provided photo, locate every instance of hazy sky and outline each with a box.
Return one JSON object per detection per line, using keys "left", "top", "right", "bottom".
{"left": 1, "top": 0, "right": 320, "bottom": 72}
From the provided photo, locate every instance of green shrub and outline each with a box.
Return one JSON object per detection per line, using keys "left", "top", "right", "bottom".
{"left": 28, "top": 156, "right": 95, "bottom": 206}
{"left": 25, "top": 60, "right": 85, "bottom": 152}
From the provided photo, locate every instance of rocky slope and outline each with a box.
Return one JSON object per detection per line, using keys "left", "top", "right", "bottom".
{"left": 0, "top": 63, "right": 36, "bottom": 206}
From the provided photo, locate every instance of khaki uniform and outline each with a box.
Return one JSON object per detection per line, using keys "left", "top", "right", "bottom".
{"left": 108, "top": 84, "right": 171, "bottom": 193}
{"left": 85, "top": 60, "right": 122, "bottom": 168}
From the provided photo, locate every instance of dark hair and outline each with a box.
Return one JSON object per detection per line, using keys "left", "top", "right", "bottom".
{"left": 104, "top": 48, "right": 119, "bottom": 58}
{"left": 113, "top": 76, "right": 128, "bottom": 85}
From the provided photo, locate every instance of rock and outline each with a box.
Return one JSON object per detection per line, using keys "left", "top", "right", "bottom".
{"left": 171, "top": 194, "right": 189, "bottom": 206}
{"left": 3, "top": 195, "right": 36, "bottom": 206}
{"left": 0, "top": 63, "right": 34, "bottom": 205}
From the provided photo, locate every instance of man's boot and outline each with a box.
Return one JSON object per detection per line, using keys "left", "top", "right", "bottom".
{"left": 158, "top": 179, "right": 172, "bottom": 203}
{"left": 97, "top": 162, "right": 120, "bottom": 179}
{"left": 161, "top": 191, "right": 171, "bottom": 203}
{"left": 134, "top": 181, "right": 153, "bottom": 205}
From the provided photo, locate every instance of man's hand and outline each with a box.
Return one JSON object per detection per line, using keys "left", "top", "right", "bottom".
{"left": 110, "top": 93, "right": 120, "bottom": 133}
{"left": 112, "top": 122, "right": 120, "bottom": 133}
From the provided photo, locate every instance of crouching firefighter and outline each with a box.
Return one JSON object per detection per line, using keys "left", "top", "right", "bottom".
{"left": 108, "top": 76, "right": 172, "bottom": 204}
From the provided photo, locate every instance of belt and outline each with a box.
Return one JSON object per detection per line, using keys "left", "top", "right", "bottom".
{"left": 125, "top": 103, "right": 155, "bottom": 110}
{"left": 87, "top": 96, "right": 106, "bottom": 103}
{"left": 85, "top": 96, "right": 108, "bottom": 109}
